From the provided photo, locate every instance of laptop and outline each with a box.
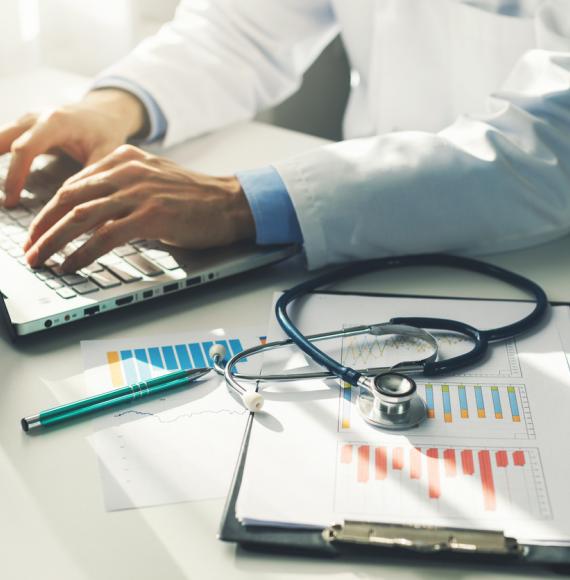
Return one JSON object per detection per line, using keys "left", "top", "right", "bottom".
{"left": 0, "top": 154, "right": 298, "bottom": 336}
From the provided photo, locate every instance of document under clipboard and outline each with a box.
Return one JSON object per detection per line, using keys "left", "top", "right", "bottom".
{"left": 219, "top": 412, "right": 570, "bottom": 570}
{"left": 218, "top": 292, "right": 570, "bottom": 572}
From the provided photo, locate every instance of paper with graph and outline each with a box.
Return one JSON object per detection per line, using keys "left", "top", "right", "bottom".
{"left": 81, "top": 328, "right": 264, "bottom": 511}
{"left": 236, "top": 294, "right": 570, "bottom": 542}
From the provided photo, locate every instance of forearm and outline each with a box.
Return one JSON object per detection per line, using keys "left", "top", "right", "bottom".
{"left": 274, "top": 50, "right": 570, "bottom": 269}
{"left": 95, "top": 0, "right": 337, "bottom": 147}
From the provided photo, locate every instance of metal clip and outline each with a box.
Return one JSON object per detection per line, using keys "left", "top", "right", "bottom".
{"left": 323, "top": 521, "right": 522, "bottom": 555}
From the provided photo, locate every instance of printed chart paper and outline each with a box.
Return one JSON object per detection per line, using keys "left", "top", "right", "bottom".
{"left": 81, "top": 328, "right": 264, "bottom": 511}
{"left": 236, "top": 294, "right": 570, "bottom": 543}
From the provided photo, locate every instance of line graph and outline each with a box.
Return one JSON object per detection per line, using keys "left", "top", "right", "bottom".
{"left": 341, "top": 330, "right": 522, "bottom": 379}
{"left": 83, "top": 329, "right": 264, "bottom": 510}
{"left": 335, "top": 442, "right": 551, "bottom": 522}
{"left": 113, "top": 407, "right": 247, "bottom": 424}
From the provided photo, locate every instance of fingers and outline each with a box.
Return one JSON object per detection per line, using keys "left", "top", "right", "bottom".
{"left": 0, "top": 116, "right": 34, "bottom": 155}
{"left": 24, "top": 170, "right": 120, "bottom": 250}
{"left": 61, "top": 214, "right": 143, "bottom": 272}
{"left": 25, "top": 197, "right": 128, "bottom": 269}
{"left": 4, "top": 119, "right": 62, "bottom": 207}
{"left": 64, "top": 144, "right": 146, "bottom": 187}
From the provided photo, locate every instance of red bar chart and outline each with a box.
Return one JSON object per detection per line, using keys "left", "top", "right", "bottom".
{"left": 335, "top": 443, "right": 551, "bottom": 522}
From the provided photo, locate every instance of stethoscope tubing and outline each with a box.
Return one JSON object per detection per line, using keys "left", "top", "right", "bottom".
{"left": 275, "top": 254, "right": 549, "bottom": 386}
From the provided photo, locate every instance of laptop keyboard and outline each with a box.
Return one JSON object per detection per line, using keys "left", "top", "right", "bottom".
{"left": 0, "top": 156, "right": 184, "bottom": 300}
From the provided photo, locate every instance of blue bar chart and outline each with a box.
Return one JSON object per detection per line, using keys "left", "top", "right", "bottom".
{"left": 106, "top": 338, "right": 246, "bottom": 387}
{"left": 339, "top": 383, "right": 533, "bottom": 439}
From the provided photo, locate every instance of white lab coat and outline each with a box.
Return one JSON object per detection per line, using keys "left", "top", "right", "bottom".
{"left": 99, "top": 0, "right": 570, "bottom": 269}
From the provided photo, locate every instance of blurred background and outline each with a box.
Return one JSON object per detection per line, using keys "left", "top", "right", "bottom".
{"left": 1, "top": 0, "right": 350, "bottom": 140}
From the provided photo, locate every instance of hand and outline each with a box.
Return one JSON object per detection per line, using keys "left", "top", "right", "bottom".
{"left": 24, "top": 145, "right": 256, "bottom": 272}
{"left": 0, "top": 88, "right": 146, "bottom": 207}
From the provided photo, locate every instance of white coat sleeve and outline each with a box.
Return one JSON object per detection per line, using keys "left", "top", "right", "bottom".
{"left": 275, "top": 10, "right": 570, "bottom": 269}
{"left": 96, "top": 0, "right": 337, "bottom": 147}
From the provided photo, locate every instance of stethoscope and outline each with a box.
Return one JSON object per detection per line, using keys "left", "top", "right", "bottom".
{"left": 209, "top": 254, "right": 548, "bottom": 430}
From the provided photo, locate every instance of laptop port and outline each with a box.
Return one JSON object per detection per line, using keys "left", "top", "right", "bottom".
{"left": 84, "top": 306, "right": 100, "bottom": 316}
{"left": 186, "top": 276, "right": 201, "bottom": 287}
{"left": 44, "top": 319, "right": 52, "bottom": 328}
{"left": 115, "top": 295, "right": 134, "bottom": 306}
{"left": 142, "top": 290, "right": 153, "bottom": 299}
{"left": 163, "top": 283, "right": 178, "bottom": 293}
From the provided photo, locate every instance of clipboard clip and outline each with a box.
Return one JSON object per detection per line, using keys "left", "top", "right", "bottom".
{"left": 323, "top": 521, "right": 523, "bottom": 556}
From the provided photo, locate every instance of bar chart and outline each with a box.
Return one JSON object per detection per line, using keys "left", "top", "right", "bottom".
{"left": 105, "top": 337, "right": 248, "bottom": 387}
{"left": 335, "top": 442, "right": 551, "bottom": 522}
{"left": 338, "top": 382, "right": 534, "bottom": 439}
{"left": 341, "top": 331, "right": 522, "bottom": 379}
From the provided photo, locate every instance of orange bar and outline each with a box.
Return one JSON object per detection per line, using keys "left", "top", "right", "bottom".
{"left": 444, "top": 413, "right": 452, "bottom": 423}
{"left": 495, "top": 413, "right": 503, "bottom": 420}
{"left": 460, "top": 410, "right": 468, "bottom": 419}
{"left": 375, "top": 447, "right": 387, "bottom": 480}
{"left": 512, "top": 415, "right": 521, "bottom": 423}
{"left": 461, "top": 450, "right": 474, "bottom": 475}
{"left": 443, "top": 449, "right": 456, "bottom": 477}
{"left": 357, "top": 446, "right": 370, "bottom": 483}
{"left": 340, "top": 444, "right": 353, "bottom": 464}
{"left": 410, "top": 447, "right": 422, "bottom": 480}
{"left": 427, "top": 409, "right": 435, "bottom": 419}
{"left": 495, "top": 450, "right": 508, "bottom": 468}
{"left": 513, "top": 450, "right": 526, "bottom": 466}
{"left": 392, "top": 447, "right": 404, "bottom": 470}
{"left": 478, "top": 450, "right": 496, "bottom": 511}
{"left": 106, "top": 351, "right": 124, "bottom": 388}
{"left": 477, "top": 409, "right": 486, "bottom": 418}
{"left": 426, "top": 449, "right": 441, "bottom": 499}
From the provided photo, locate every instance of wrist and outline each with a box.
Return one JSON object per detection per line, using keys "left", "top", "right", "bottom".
{"left": 222, "top": 176, "right": 256, "bottom": 243}
{"left": 83, "top": 88, "right": 148, "bottom": 139}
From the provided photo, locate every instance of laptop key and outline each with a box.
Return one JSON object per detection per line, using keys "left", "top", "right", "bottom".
{"left": 156, "top": 256, "right": 181, "bottom": 270}
{"left": 124, "top": 254, "right": 163, "bottom": 276}
{"left": 16, "top": 214, "right": 34, "bottom": 227}
{"left": 74, "top": 281, "right": 99, "bottom": 295}
{"left": 56, "top": 287, "right": 76, "bottom": 299}
{"left": 106, "top": 263, "right": 142, "bottom": 283}
{"left": 113, "top": 244, "right": 137, "bottom": 257}
{"left": 62, "top": 273, "right": 88, "bottom": 286}
{"left": 8, "top": 247, "right": 24, "bottom": 258}
{"left": 35, "top": 269, "right": 54, "bottom": 281}
{"left": 97, "top": 253, "right": 122, "bottom": 267}
{"left": 82, "top": 262, "right": 104, "bottom": 275}
{"left": 7, "top": 207, "right": 30, "bottom": 220}
{"left": 46, "top": 278, "right": 63, "bottom": 290}
{"left": 89, "top": 270, "right": 121, "bottom": 288}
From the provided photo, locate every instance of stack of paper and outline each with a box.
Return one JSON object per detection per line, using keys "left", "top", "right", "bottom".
{"left": 236, "top": 294, "right": 570, "bottom": 544}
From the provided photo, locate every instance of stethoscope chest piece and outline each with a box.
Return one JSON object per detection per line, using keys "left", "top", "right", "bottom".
{"left": 357, "top": 372, "right": 427, "bottom": 430}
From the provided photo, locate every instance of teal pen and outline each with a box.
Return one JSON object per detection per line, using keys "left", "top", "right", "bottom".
{"left": 21, "top": 367, "right": 212, "bottom": 432}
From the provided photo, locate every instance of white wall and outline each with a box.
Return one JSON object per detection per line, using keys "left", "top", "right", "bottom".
{"left": 1, "top": 0, "right": 348, "bottom": 140}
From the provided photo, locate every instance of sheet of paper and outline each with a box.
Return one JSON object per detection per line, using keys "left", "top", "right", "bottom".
{"left": 237, "top": 294, "right": 570, "bottom": 543}
{"left": 81, "top": 328, "right": 264, "bottom": 511}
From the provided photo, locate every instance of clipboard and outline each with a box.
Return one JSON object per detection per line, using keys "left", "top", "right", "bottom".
{"left": 219, "top": 412, "right": 570, "bottom": 570}
{"left": 219, "top": 292, "right": 570, "bottom": 571}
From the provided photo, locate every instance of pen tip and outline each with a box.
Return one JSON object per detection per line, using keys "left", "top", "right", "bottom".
{"left": 21, "top": 417, "right": 29, "bottom": 432}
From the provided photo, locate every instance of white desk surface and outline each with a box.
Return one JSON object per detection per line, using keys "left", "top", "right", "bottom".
{"left": 0, "top": 69, "right": 566, "bottom": 580}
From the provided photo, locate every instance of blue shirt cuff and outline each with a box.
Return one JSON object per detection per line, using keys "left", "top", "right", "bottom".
{"left": 92, "top": 76, "right": 167, "bottom": 143}
{"left": 237, "top": 166, "right": 303, "bottom": 246}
